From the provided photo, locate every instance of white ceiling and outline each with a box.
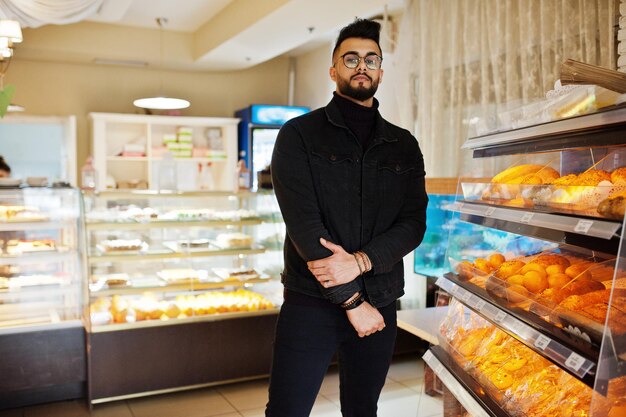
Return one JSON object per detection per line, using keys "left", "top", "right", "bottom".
{"left": 88, "top": 0, "right": 234, "bottom": 32}
{"left": 18, "top": 0, "right": 404, "bottom": 71}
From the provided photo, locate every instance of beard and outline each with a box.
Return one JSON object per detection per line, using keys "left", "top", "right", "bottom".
{"left": 337, "top": 74, "right": 379, "bottom": 101}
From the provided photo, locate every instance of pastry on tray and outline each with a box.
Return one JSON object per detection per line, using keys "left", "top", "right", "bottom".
{"left": 213, "top": 267, "right": 260, "bottom": 281}
{"left": 5, "top": 239, "right": 56, "bottom": 255}
{"left": 99, "top": 239, "right": 146, "bottom": 252}
{"left": 214, "top": 233, "right": 252, "bottom": 249}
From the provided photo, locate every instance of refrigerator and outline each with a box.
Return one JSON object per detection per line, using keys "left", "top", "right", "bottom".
{"left": 236, "top": 104, "right": 309, "bottom": 190}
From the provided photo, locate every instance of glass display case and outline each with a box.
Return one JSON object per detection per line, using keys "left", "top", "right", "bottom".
{"left": 0, "top": 187, "right": 85, "bottom": 329}
{"left": 84, "top": 190, "right": 283, "bottom": 331}
{"left": 0, "top": 187, "right": 87, "bottom": 408}
{"left": 422, "top": 104, "right": 626, "bottom": 417}
{"left": 83, "top": 190, "right": 284, "bottom": 403}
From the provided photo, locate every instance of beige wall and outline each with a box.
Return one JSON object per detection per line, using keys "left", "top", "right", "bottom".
{"left": 5, "top": 56, "right": 290, "bottom": 171}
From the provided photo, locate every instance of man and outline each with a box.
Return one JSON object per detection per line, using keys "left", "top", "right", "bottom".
{"left": 266, "top": 18, "right": 428, "bottom": 417}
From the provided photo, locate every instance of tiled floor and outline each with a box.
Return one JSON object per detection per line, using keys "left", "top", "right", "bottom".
{"left": 1, "top": 356, "right": 442, "bottom": 417}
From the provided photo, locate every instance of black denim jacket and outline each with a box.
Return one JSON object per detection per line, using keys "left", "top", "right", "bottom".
{"left": 271, "top": 98, "right": 428, "bottom": 308}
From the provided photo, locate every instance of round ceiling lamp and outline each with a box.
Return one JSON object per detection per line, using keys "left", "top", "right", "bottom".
{"left": 133, "top": 96, "right": 189, "bottom": 110}
{"left": 133, "top": 17, "right": 190, "bottom": 111}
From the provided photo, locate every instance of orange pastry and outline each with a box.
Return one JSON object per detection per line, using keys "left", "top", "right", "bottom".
{"left": 533, "top": 254, "right": 571, "bottom": 268}
{"left": 488, "top": 253, "right": 506, "bottom": 269}
{"left": 610, "top": 166, "right": 626, "bottom": 184}
{"left": 495, "top": 260, "right": 526, "bottom": 279}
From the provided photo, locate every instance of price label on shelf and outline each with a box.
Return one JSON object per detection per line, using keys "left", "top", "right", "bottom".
{"left": 508, "top": 318, "right": 525, "bottom": 334}
{"left": 461, "top": 290, "right": 472, "bottom": 303}
{"left": 534, "top": 334, "right": 551, "bottom": 351}
{"left": 484, "top": 207, "right": 496, "bottom": 216}
{"left": 423, "top": 350, "right": 433, "bottom": 362}
{"left": 450, "top": 285, "right": 460, "bottom": 296}
{"left": 565, "top": 352, "right": 586, "bottom": 372}
{"left": 520, "top": 212, "right": 534, "bottom": 224}
{"left": 574, "top": 220, "right": 593, "bottom": 234}
{"left": 435, "top": 363, "right": 444, "bottom": 375}
{"left": 494, "top": 310, "right": 507, "bottom": 323}
{"left": 475, "top": 299, "right": 486, "bottom": 312}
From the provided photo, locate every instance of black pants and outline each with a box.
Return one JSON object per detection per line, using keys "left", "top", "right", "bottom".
{"left": 265, "top": 300, "right": 398, "bottom": 417}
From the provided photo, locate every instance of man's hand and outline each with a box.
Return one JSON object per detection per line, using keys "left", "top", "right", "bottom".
{"left": 307, "top": 238, "right": 360, "bottom": 288}
{"left": 346, "top": 301, "right": 385, "bottom": 337}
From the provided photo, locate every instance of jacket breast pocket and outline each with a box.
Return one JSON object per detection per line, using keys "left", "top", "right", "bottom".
{"left": 378, "top": 159, "right": 416, "bottom": 208}
{"left": 310, "top": 150, "right": 354, "bottom": 210}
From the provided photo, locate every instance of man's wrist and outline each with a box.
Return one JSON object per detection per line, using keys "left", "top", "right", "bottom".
{"left": 341, "top": 291, "right": 365, "bottom": 310}
{"left": 355, "top": 251, "right": 372, "bottom": 273}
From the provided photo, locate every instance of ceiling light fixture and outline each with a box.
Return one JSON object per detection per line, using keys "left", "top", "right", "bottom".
{"left": 133, "top": 17, "right": 190, "bottom": 110}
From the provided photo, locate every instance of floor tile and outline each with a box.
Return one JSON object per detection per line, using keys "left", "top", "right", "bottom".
{"left": 386, "top": 357, "right": 424, "bottom": 382}
{"left": 217, "top": 379, "right": 269, "bottom": 411}
{"left": 318, "top": 369, "right": 340, "bottom": 396}
{"left": 397, "top": 376, "right": 425, "bottom": 393}
{"left": 23, "top": 400, "right": 90, "bottom": 417}
{"left": 241, "top": 395, "right": 338, "bottom": 417}
{"left": 377, "top": 382, "right": 422, "bottom": 417}
{"left": 309, "top": 396, "right": 341, "bottom": 417}
{"left": 89, "top": 401, "right": 134, "bottom": 417}
{"left": 127, "top": 388, "right": 236, "bottom": 417}
{"left": 416, "top": 392, "right": 443, "bottom": 416}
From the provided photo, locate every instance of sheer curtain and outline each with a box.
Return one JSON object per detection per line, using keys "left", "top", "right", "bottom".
{"left": 0, "top": 0, "right": 103, "bottom": 27}
{"left": 394, "top": 0, "right": 617, "bottom": 178}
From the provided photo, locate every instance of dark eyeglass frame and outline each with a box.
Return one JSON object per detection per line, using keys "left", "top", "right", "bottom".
{"left": 337, "top": 52, "right": 383, "bottom": 70}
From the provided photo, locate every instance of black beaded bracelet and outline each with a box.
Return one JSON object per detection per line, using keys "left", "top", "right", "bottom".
{"left": 342, "top": 294, "right": 365, "bottom": 310}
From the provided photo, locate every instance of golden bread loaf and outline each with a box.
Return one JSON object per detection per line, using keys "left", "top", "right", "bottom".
{"left": 491, "top": 164, "right": 559, "bottom": 185}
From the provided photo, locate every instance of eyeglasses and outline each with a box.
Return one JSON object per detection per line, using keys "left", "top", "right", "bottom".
{"left": 337, "top": 52, "right": 383, "bottom": 70}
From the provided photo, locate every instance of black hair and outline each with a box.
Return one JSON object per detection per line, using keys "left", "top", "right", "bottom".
{"left": 0, "top": 156, "right": 10, "bottom": 174}
{"left": 332, "top": 18, "right": 382, "bottom": 58}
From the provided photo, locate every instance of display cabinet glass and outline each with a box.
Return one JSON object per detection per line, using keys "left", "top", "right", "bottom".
{"left": 84, "top": 190, "right": 283, "bottom": 332}
{"left": 0, "top": 187, "right": 85, "bottom": 330}
{"left": 424, "top": 104, "right": 626, "bottom": 417}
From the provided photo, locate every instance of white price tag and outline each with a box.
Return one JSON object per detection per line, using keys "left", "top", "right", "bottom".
{"left": 475, "top": 299, "right": 486, "bottom": 312}
{"left": 423, "top": 350, "right": 433, "bottom": 361}
{"left": 494, "top": 310, "right": 507, "bottom": 323}
{"left": 450, "top": 285, "right": 460, "bottom": 295}
{"left": 574, "top": 220, "right": 593, "bottom": 234}
{"left": 534, "top": 334, "right": 551, "bottom": 351}
{"left": 509, "top": 319, "right": 525, "bottom": 333}
{"left": 520, "top": 212, "right": 534, "bottom": 224}
{"left": 484, "top": 207, "right": 496, "bottom": 216}
{"left": 435, "top": 363, "right": 444, "bottom": 375}
{"left": 461, "top": 291, "right": 472, "bottom": 303}
{"left": 565, "top": 352, "right": 586, "bottom": 372}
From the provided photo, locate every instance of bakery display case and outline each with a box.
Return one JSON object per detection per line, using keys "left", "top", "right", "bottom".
{"left": 83, "top": 190, "right": 283, "bottom": 403}
{"left": 0, "top": 187, "right": 87, "bottom": 408}
{"left": 423, "top": 104, "right": 626, "bottom": 417}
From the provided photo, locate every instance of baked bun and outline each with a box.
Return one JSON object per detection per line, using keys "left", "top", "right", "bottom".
{"left": 572, "top": 169, "right": 611, "bottom": 186}
{"left": 494, "top": 260, "right": 526, "bottom": 279}
{"left": 533, "top": 254, "right": 571, "bottom": 268}
{"left": 611, "top": 167, "right": 626, "bottom": 184}
{"left": 598, "top": 191, "right": 626, "bottom": 219}
{"left": 550, "top": 174, "right": 577, "bottom": 186}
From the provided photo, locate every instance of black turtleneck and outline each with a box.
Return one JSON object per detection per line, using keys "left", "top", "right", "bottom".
{"left": 332, "top": 92, "right": 379, "bottom": 150}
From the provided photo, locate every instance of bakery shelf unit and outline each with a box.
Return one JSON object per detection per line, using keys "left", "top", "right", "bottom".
{"left": 0, "top": 187, "right": 87, "bottom": 409}
{"left": 422, "top": 104, "right": 626, "bottom": 417}
{"left": 89, "top": 113, "right": 240, "bottom": 191}
{"left": 83, "top": 190, "right": 284, "bottom": 403}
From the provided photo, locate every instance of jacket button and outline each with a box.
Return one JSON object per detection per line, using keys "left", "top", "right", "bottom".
{"left": 395, "top": 164, "right": 401, "bottom": 171}
{"left": 330, "top": 154, "right": 337, "bottom": 161}
{"left": 356, "top": 158, "right": 360, "bottom": 163}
